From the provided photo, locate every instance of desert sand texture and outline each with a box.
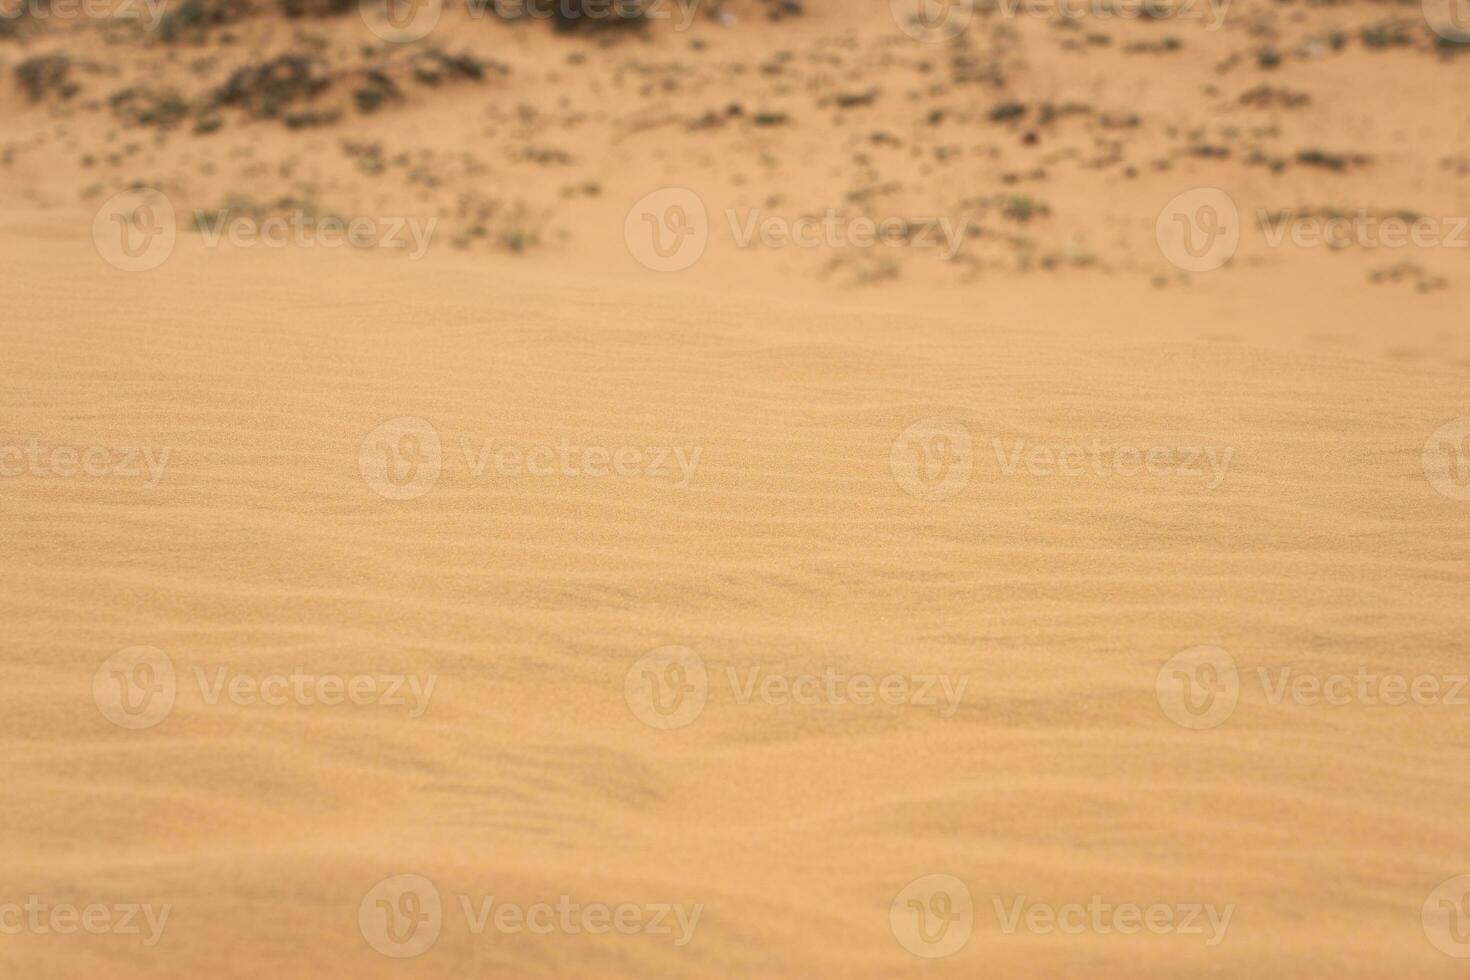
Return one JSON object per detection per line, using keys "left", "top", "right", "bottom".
{"left": 2, "top": 0, "right": 1470, "bottom": 977}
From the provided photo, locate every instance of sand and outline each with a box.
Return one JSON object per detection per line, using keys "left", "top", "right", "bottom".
{"left": 2, "top": 1, "right": 1470, "bottom": 976}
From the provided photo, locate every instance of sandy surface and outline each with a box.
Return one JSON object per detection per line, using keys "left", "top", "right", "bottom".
{"left": 3, "top": 1, "right": 1470, "bottom": 976}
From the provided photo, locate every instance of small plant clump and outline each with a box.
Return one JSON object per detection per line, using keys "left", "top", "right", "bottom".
{"left": 16, "top": 54, "right": 78, "bottom": 102}
{"left": 209, "top": 53, "right": 331, "bottom": 119}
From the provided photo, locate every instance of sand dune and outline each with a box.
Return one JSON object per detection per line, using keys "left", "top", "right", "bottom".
{"left": 0, "top": 215, "right": 1467, "bottom": 977}
{"left": 4, "top": 0, "right": 1470, "bottom": 976}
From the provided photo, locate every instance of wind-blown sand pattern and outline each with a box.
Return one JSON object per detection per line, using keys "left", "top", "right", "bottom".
{"left": 3, "top": 1, "right": 1470, "bottom": 977}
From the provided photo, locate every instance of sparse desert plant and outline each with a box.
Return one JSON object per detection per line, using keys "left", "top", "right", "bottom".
{"left": 1361, "top": 19, "right": 1415, "bottom": 49}
{"left": 989, "top": 101, "right": 1027, "bottom": 123}
{"left": 155, "top": 0, "right": 251, "bottom": 43}
{"left": 109, "top": 87, "right": 192, "bottom": 128}
{"left": 209, "top": 53, "right": 331, "bottom": 119}
{"left": 353, "top": 70, "right": 399, "bottom": 113}
{"left": 277, "top": 0, "right": 354, "bottom": 16}
{"left": 1296, "top": 148, "right": 1366, "bottom": 171}
{"left": 16, "top": 54, "right": 77, "bottom": 102}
